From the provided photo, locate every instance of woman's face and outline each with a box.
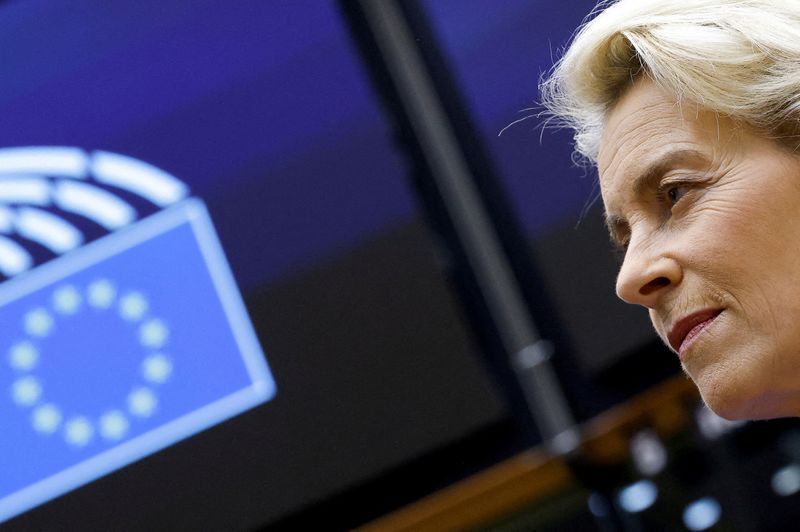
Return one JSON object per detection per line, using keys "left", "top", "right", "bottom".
{"left": 599, "top": 78, "right": 800, "bottom": 420}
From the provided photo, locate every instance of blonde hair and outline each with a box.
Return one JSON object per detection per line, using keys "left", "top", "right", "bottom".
{"left": 540, "top": 0, "right": 800, "bottom": 163}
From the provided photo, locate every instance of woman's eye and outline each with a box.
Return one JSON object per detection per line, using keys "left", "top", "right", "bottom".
{"left": 663, "top": 184, "right": 691, "bottom": 206}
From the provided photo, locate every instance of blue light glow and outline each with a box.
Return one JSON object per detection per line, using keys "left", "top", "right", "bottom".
{"left": 630, "top": 430, "right": 667, "bottom": 476}
{"left": 772, "top": 464, "right": 800, "bottom": 496}
{"left": 617, "top": 479, "right": 658, "bottom": 513}
{"left": 587, "top": 492, "right": 609, "bottom": 517}
{"left": 683, "top": 497, "right": 722, "bottom": 531}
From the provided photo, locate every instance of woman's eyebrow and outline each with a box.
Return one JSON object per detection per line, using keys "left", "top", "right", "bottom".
{"left": 630, "top": 148, "right": 709, "bottom": 196}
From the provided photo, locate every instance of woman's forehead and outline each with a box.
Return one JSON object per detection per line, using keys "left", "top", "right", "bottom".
{"left": 598, "top": 80, "right": 686, "bottom": 176}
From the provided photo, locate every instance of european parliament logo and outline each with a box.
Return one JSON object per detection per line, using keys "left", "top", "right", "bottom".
{"left": 0, "top": 147, "right": 277, "bottom": 522}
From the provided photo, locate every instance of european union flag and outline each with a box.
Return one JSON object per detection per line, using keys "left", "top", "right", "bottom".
{"left": 0, "top": 198, "right": 276, "bottom": 522}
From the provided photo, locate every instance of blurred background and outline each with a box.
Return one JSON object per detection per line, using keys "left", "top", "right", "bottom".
{"left": 2, "top": 1, "right": 800, "bottom": 530}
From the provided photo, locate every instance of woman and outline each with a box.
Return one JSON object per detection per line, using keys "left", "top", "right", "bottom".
{"left": 541, "top": 0, "right": 800, "bottom": 420}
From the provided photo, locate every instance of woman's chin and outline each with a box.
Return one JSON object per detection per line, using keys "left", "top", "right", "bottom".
{"left": 701, "top": 392, "right": 767, "bottom": 421}
{"left": 689, "top": 361, "right": 765, "bottom": 420}
{"left": 687, "top": 341, "right": 800, "bottom": 420}
{"left": 696, "top": 373, "right": 798, "bottom": 421}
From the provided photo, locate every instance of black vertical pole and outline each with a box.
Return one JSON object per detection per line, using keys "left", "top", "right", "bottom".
{"left": 339, "top": 2, "right": 633, "bottom": 530}
{"left": 339, "top": 0, "right": 577, "bottom": 457}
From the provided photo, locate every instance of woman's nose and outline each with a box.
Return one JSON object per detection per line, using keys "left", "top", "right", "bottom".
{"left": 615, "top": 235, "right": 681, "bottom": 308}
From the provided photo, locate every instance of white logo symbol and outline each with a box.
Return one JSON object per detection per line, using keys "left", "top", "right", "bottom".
{"left": 0, "top": 146, "right": 189, "bottom": 278}
{"left": 6, "top": 279, "right": 174, "bottom": 447}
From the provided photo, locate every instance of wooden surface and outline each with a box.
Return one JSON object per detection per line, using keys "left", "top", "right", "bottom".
{"left": 358, "top": 376, "right": 699, "bottom": 531}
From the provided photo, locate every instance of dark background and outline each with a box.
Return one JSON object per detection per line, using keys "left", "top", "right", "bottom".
{"left": 0, "top": 1, "right": 676, "bottom": 530}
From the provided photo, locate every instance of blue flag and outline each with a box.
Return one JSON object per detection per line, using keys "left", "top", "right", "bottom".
{"left": 0, "top": 198, "right": 276, "bottom": 522}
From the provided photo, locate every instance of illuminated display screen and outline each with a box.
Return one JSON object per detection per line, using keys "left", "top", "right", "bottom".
{"left": 0, "top": 5, "right": 499, "bottom": 528}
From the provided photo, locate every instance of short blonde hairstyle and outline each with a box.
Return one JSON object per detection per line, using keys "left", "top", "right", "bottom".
{"left": 540, "top": 0, "right": 800, "bottom": 163}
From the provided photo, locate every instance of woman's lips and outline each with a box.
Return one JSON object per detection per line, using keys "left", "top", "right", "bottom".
{"left": 667, "top": 309, "right": 723, "bottom": 357}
